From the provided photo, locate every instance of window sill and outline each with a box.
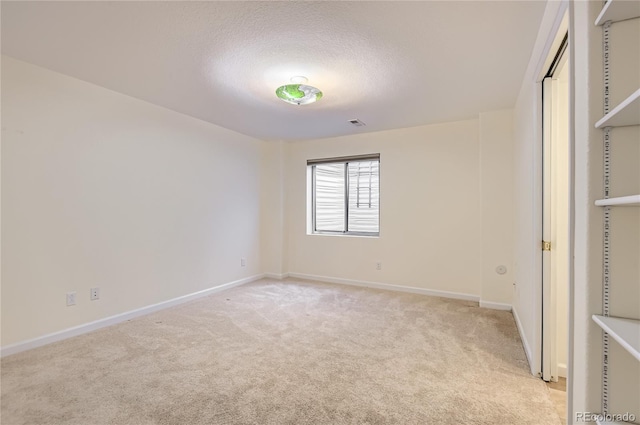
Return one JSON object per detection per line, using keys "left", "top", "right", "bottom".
{"left": 308, "top": 232, "right": 379, "bottom": 239}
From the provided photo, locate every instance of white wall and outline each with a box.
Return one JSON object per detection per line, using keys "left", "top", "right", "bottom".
{"left": 1, "top": 57, "right": 265, "bottom": 347}
{"left": 260, "top": 141, "right": 285, "bottom": 277}
{"left": 512, "top": 63, "right": 540, "bottom": 373}
{"left": 479, "top": 110, "right": 515, "bottom": 307}
{"left": 283, "top": 116, "right": 514, "bottom": 305}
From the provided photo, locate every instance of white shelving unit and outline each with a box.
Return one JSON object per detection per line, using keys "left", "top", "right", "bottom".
{"left": 595, "top": 89, "right": 640, "bottom": 129}
{"left": 593, "top": 2, "right": 640, "bottom": 423}
{"left": 592, "top": 315, "right": 640, "bottom": 362}
{"left": 595, "top": 195, "right": 640, "bottom": 207}
{"left": 595, "top": 0, "right": 640, "bottom": 26}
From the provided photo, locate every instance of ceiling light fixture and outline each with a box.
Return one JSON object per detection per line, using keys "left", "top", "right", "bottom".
{"left": 276, "top": 76, "right": 323, "bottom": 105}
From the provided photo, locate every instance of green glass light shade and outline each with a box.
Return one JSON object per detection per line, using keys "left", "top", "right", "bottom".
{"left": 275, "top": 84, "right": 323, "bottom": 105}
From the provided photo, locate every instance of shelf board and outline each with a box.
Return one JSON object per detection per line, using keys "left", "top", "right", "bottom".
{"left": 596, "top": 89, "right": 640, "bottom": 128}
{"left": 592, "top": 315, "right": 640, "bottom": 361}
{"left": 595, "top": 0, "right": 640, "bottom": 26}
{"left": 595, "top": 195, "right": 640, "bottom": 207}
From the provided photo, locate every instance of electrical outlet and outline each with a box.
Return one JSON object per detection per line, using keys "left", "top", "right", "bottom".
{"left": 241, "top": 257, "right": 246, "bottom": 267}
{"left": 66, "top": 292, "right": 76, "bottom": 306}
{"left": 90, "top": 287, "right": 100, "bottom": 301}
{"left": 376, "top": 262, "right": 382, "bottom": 270}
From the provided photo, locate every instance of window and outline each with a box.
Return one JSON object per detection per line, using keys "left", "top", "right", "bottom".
{"left": 308, "top": 154, "right": 380, "bottom": 236}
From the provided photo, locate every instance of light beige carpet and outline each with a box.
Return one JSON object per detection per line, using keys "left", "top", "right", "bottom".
{"left": 1, "top": 278, "right": 560, "bottom": 425}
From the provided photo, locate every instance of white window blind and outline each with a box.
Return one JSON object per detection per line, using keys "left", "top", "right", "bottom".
{"left": 309, "top": 154, "right": 379, "bottom": 236}
{"left": 348, "top": 160, "right": 379, "bottom": 233}
{"left": 314, "top": 163, "right": 345, "bottom": 232}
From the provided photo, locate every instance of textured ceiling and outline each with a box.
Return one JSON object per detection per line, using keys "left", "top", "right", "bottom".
{"left": 1, "top": 1, "right": 546, "bottom": 141}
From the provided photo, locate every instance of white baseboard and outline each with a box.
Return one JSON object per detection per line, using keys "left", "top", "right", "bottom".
{"left": 1, "top": 274, "right": 264, "bottom": 358}
{"left": 263, "top": 272, "right": 289, "bottom": 280}
{"left": 287, "top": 272, "right": 480, "bottom": 302}
{"left": 512, "top": 306, "right": 535, "bottom": 375}
{"left": 557, "top": 363, "right": 567, "bottom": 378}
{"left": 2, "top": 272, "right": 519, "bottom": 358}
{"left": 479, "top": 300, "right": 513, "bottom": 311}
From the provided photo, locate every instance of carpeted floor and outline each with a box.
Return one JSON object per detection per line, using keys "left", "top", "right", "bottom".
{"left": 1, "top": 278, "right": 560, "bottom": 425}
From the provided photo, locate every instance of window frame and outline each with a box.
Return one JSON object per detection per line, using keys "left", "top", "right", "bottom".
{"left": 308, "top": 154, "right": 380, "bottom": 237}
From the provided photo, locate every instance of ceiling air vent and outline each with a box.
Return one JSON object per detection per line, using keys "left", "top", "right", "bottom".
{"left": 348, "top": 119, "right": 366, "bottom": 127}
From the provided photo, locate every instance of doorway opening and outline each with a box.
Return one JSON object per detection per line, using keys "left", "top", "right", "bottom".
{"left": 542, "top": 31, "right": 570, "bottom": 385}
{"left": 541, "top": 32, "right": 570, "bottom": 385}
{"left": 540, "top": 26, "right": 571, "bottom": 425}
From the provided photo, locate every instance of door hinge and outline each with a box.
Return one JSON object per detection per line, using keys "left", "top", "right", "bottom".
{"left": 542, "top": 241, "right": 552, "bottom": 251}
